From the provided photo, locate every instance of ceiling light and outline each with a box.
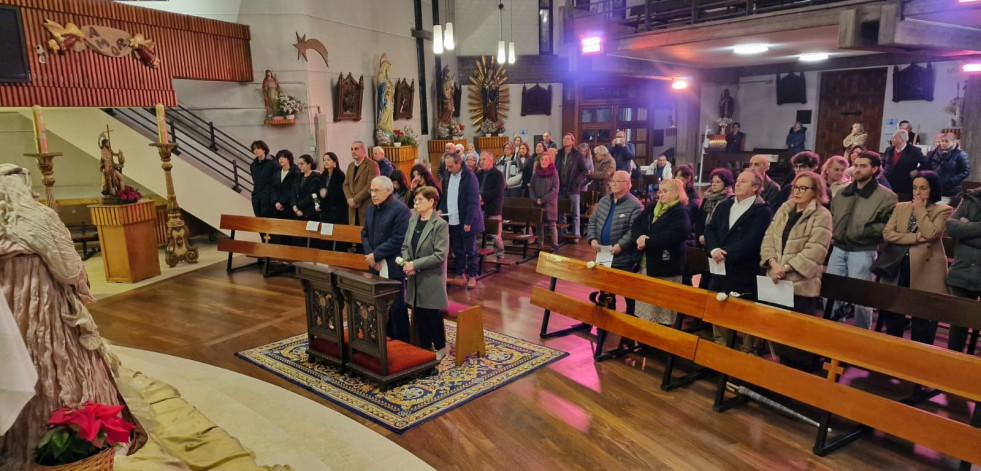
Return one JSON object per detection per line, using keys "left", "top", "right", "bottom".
{"left": 508, "top": 42, "right": 516, "bottom": 64}
{"left": 581, "top": 35, "right": 602, "bottom": 55}
{"left": 964, "top": 63, "right": 981, "bottom": 73}
{"left": 959, "top": 0, "right": 979, "bottom": 3}
{"left": 433, "top": 25, "right": 444, "bottom": 54}
{"left": 799, "top": 52, "right": 829, "bottom": 62}
{"left": 497, "top": 41, "right": 506, "bottom": 63}
{"left": 733, "top": 44, "right": 768, "bottom": 55}
{"left": 443, "top": 22, "right": 454, "bottom": 50}
{"left": 671, "top": 78, "right": 688, "bottom": 90}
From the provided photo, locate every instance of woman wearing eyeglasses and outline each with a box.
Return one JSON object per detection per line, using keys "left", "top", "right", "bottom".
{"left": 759, "top": 171, "right": 832, "bottom": 370}
{"left": 633, "top": 178, "right": 692, "bottom": 325}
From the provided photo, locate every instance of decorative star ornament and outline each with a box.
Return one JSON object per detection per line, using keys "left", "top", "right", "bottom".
{"left": 293, "top": 32, "right": 329, "bottom": 67}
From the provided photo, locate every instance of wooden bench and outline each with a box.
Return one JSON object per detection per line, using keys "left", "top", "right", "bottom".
{"left": 476, "top": 218, "right": 504, "bottom": 278}
{"left": 500, "top": 206, "right": 543, "bottom": 264}
{"left": 530, "top": 253, "right": 981, "bottom": 468}
{"left": 68, "top": 222, "right": 100, "bottom": 261}
{"left": 503, "top": 197, "right": 577, "bottom": 242}
{"left": 217, "top": 214, "right": 364, "bottom": 276}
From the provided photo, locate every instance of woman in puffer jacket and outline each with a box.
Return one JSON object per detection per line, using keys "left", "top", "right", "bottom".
{"left": 759, "top": 171, "right": 832, "bottom": 370}
{"left": 927, "top": 132, "right": 970, "bottom": 201}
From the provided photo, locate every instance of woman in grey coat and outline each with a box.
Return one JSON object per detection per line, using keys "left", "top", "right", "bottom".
{"left": 402, "top": 186, "right": 450, "bottom": 360}
{"left": 530, "top": 148, "right": 560, "bottom": 250}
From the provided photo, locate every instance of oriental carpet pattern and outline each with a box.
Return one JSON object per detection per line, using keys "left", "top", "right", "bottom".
{"left": 236, "top": 320, "right": 568, "bottom": 433}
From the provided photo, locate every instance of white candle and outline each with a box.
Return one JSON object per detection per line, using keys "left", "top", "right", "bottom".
{"left": 32, "top": 105, "right": 48, "bottom": 153}
{"left": 155, "top": 103, "right": 168, "bottom": 143}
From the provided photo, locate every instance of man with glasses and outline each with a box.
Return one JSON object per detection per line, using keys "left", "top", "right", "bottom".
{"left": 362, "top": 176, "right": 411, "bottom": 341}
{"left": 586, "top": 170, "right": 644, "bottom": 359}
{"left": 773, "top": 151, "right": 820, "bottom": 207}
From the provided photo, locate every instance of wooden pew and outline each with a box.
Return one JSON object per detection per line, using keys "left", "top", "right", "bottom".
{"left": 530, "top": 253, "right": 981, "bottom": 468}
{"left": 218, "top": 215, "right": 364, "bottom": 275}
{"left": 500, "top": 206, "right": 543, "bottom": 263}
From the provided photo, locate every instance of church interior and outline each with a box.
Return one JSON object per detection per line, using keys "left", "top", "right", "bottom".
{"left": 2, "top": 0, "right": 981, "bottom": 469}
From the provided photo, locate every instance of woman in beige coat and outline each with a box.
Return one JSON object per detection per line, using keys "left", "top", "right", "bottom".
{"left": 879, "top": 170, "right": 952, "bottom": 345}
{"left": 760, "top": 171, "right": 832, "bottom": 369}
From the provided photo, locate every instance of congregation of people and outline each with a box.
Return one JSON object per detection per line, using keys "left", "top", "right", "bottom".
{"left": 247, "top": 122, "right": 978, "bottom": 364}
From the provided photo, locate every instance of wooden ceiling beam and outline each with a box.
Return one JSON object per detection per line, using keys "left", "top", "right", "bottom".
{"left": 879, "top": 3, "right": 981, "bottom": 52}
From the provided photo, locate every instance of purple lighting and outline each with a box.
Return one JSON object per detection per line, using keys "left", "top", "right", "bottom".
{"left": 964, "top": 63, "right": 981, "bottom": 73}
{"left": 581, "top": 35, "right": 602, "bottom": 55}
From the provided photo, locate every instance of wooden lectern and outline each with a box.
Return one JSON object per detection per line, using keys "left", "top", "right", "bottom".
{"left": 88, "top": 201, "right": 160, "bottom": 283}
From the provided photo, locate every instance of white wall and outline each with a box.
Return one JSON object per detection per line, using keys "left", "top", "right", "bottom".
{"left": 455, "top": 0, "right": 545, "bottom": 58}
{"left": 699, "top": 59, "right": 970, "bottom": 156}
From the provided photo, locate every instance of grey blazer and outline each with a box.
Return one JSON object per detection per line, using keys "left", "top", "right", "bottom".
{"left": 401, "top": 214, "right": 449, "bottom": 310}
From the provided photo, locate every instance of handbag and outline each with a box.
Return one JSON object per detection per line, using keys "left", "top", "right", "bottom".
{"left": 869, "top": 243, "right": 909, "bottom": 279}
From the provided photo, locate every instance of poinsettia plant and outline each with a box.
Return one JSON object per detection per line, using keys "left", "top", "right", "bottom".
{"left": 34, "top": 401, "right": 136, "bottom": 466}
{"left": 116, "top": 185, "right": 142, "bottom": 203}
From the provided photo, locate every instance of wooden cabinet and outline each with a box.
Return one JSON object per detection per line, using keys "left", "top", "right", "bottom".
{"left": 89, "top": 201, "right": 161, "bottom": 283}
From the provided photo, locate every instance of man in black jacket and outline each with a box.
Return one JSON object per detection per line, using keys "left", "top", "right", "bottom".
{"left": 477, "top": 151, "right": 505, "bottom": 261}
{"left": 249, "top": 140, "right": 277, "bottom": 217}
{"left": 362, "top": 176, "right": 411, "bottom": 342}
{"left": 556, "top": 133, "right": 589, "bottom": 238}
{"left": 704, "top": 169, "right": 773, "bottom": 350}
{"left": 440, "top": 153, "right": 486, "bottom": 289}
{"left": 882, "top": 130, "right": 927, "bottom": 202}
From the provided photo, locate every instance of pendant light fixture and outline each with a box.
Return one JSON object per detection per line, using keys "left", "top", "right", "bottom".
{"left": 443, "top": 22, "right": 454, "bottom": 50}
{"left": 507, "top": 0, "right": 516, "bottom": 64}
{"left": 433, "top": 24, "right": 444, "bottom": 54}
{"left": 433, "top": 0, "right": 453, "bottom": 55}
{"left": 497, "top": 2, "right": 506, "bottom": 63}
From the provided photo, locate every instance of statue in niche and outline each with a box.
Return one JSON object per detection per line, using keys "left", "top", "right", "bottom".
{"left": 375, "top": 54, "right": 395, "bottom": 144}
{"left": 467, "top": 56, "right": 509, "bottom": 133}
{"left": 262, "top": 69, "right": 282, "bottom": 118}
{"left": 718, "top": 88, "right": 734, "bottom": 132}
{"left": 438, "top": 65, "right": 457, "bottom": 124}
{"left": 842, "top": 122, "right": 868, "bottom": 149}
{"left": 334, "top": 72, "right": 364, "bottom": 122}
{"left": 98, "top": 131, "right": 125, "bottom": 198}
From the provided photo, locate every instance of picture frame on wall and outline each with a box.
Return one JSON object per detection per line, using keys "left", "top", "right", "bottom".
{"left": 334, "top": 72, "right": 364, "bottom": 122}
{"left": 394, "top": 78, "right": 414, "bottom": 120}
{"left": 521, "top": 83, "right": 552, "bottom": 116}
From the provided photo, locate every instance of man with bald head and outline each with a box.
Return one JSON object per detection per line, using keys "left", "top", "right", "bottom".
{"left": 749, "top": 154, "right": 782, "bottom": 209}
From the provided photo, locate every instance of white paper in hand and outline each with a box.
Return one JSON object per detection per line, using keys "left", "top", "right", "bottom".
{"left": 378, "top": 261, "right": 389, "bottom": 279}
{"left": 596, "top": 245, "right": 614, "bottom": 267}
{"left": 305, "top": 220, "right": 320, "bottom": 232}
{"left": 756, "top": 275, "right": 795, "bottom": 308}
{"left": 0, "top": 295, "right": 37, "bottom": 434}
{"left": 708, "top": 257, "right": 726, "bottom": 275}
{"left": 320, "top": 223, "right": 334, "bottom": 236}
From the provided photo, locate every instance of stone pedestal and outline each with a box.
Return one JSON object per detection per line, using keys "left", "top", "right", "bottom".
{"left": 89, "top": 201, "right": 161, "bottom": 283}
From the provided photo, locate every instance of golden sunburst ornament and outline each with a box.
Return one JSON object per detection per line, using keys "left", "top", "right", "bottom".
{"left": 468, "top": 56, "right": 509, "bottom": 133}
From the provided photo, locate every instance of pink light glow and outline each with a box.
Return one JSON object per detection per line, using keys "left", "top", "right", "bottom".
{"left": 964, "top": 63, "right": 981, "bottom": 73}
{"left": 672, "top": 79, "right": 689, "bottom": 90}
{"left": 581, "top": 36, "right": 602, "bottom": 55}
{"left": 959, "top": 0, "right": 979, "bottom": 3}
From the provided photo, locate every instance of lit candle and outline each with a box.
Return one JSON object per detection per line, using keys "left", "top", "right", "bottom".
{"left": 32, "top": 105, "right": 48, "bottom": 153}
{"left": 155, "top": 103, "right": 168, "bottom": 143}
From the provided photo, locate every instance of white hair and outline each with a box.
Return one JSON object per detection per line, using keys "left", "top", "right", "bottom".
{"left": 371, "top": 175, "right": 394, "bottom": 191}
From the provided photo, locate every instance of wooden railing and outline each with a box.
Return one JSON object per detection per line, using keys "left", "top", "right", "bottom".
{"left": 530, "top": 253, "right": 981, "bottom": 466}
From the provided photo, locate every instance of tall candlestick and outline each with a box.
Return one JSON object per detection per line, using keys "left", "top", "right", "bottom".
{"left": 155, "top": 103, "right": 168, "bottom": 143}
{"left": 32, "top": 105, "right": 49, "bottom": 153}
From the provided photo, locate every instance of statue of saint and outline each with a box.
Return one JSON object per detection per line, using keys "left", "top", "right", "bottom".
{"left": 262, "top": 69, "right": 281, "bottom": 118}
{"left": 483, "top": 75, "right": 499, "bottom": 124}
{"left": 376, "top": 54, "right": 394, "bottom": 134}
{"left": 437, "top": 65, "right": 456, "bottom": 124}
{"left": 719, "top": 88, "right": 734, "bottom": 121}
{"left": 842, "top": 122, "right": 868, "bottom": 149}
{"left": 98, "top": 133, "right": 125, "bottom": 197}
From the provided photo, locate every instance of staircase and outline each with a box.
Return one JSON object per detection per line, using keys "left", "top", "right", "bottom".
{"left": 18, "top": 107, "right": 255, "bottom": 235}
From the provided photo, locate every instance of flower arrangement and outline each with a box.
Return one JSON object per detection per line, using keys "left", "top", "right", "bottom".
{"left": 277, "top": 93, "right": 303, "bottom": 116}
{"left": 436, "top": 121, "right": 465, "bottom": 139}
{"left": 34, "top": 401, "right": 136, "bottom": 467}
{"left": 479, "top": 119, "right": 498, "bottom": 135}
{"left": 395, "top": 126, "right": 419, "bottom": 147}
{"left": 115, "top": 185, "right": 142, "bottom": 204}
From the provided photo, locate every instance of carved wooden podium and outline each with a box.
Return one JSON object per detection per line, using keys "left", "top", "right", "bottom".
{"left": 89, "top": 201, "right": 161, "bottom": 282}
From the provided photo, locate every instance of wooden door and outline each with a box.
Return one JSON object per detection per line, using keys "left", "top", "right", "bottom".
{"left": 815, "top": 68, "right": 887, "bottom": 159}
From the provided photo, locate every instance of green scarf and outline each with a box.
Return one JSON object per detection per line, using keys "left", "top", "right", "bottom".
{"left": 651, "top": 200, "right": 680, "bottom": 223}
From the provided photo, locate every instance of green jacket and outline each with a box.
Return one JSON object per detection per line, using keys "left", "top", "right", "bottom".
{"left": 830, "top": 178, "right": 897, "bottom": 252}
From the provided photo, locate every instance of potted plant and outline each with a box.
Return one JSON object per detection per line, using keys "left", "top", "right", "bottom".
{"left": 115, "top": 186, "right": 142, "bottom": 204}
{"left": 34, "top": 401, "right": 136, "bottom": 470}
{"left": 392, "top": 129, "right": 404, "bottom": 147}
{"left": 479, "top": 120, "right": 497, "bottom": 137}
{"left": 277, "top": 93, "right": 303, "bottom": 120}
{"left": 397, "top": 126, "right": 419, "bottom": 147}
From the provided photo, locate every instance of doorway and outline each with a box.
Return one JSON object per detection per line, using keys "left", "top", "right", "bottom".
{"left": 815, "top": 68, "right": 887, "bottom": 159}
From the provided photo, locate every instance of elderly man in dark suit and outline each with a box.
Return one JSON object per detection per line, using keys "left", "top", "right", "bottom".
{"left": 439, "top": 152, "right": 485, "bottom": 289}
{"left": 882, "top": 130, "right": 927, "bottom": 202}
{"left": 477, "top": 151, "right": 505, "bottom": 261}
{"left": 704, "top": 169, "right": 773, "bottom": 350}
{"left": 362, "top": 175, "right": 412, "bottom": 342}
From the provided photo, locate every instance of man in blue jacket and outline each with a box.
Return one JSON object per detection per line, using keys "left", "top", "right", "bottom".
{"left": 440, "top": 152, "right": 485, "bottom": 289}
{"left": 362, "top": 176, "right": 411, "bottom": 341}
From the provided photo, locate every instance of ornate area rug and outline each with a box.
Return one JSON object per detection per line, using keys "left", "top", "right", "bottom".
{"left": 236, "top": 320, "right": 568, "bottom": 433}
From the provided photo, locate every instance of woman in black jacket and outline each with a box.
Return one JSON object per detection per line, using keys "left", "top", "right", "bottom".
{"left": 317, "top": 152, "right": 348, "bottom": 225}
{"left": 632, "top": 178, "right": 692, "bottom": 325}
{"left": 270, "top": 149, "right": 299, "bottom": 220}
{"left": 292, "top": 154, "right": 320, "bottom": 220}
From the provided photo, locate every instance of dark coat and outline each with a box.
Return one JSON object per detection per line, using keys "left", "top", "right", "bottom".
{"left": 786, "top": 127, "right": 806, "bottom": 154}
{"left": 946, "top": 188, "right": 981, "bottom": 291}
{"left": 477, "top": 167, "right": 505, "bottom": 217}
{"left": 928, "top": 145, "right": 971, "bottom": 197}
{"left": 556, "top": 147, "right": 589, "bottom": 195}
{"left": 249, "top": 156, "right": 278, "bottom": 217}
{"left": 530, "top": 165, "right": 560, "bottom": 222}
{"left": 882, "top": 144, "right": 927, "bottom": 198}
{"left": 317, "top": 169, "right": 348, "bottom": 225}
{"left": 362, "top": 195, "right": 411, "bottom": 280}
{"left": 634, "top": 203, "right": 692, "bottom": 277}
{"left": 270, "top": 165, "right": 300, "bottom": 219}
{"left": 704, "top": 196, "right": 773, "bottom": 292}
{"left": 439, "top": 165, "right": 485, "bottom": 233}
{"left": 610, "top": 143, "right": 635, "bottom": 172}
{"left": 292, "top": 172, "right": 321, "bottom": 219}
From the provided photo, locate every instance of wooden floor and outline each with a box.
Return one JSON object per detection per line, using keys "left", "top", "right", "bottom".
{"left": 88, "top": 243, "right": 973, "bottom": 470}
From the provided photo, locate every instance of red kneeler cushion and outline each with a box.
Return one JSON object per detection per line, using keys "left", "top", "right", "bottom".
{"left": 442, "top": 301, "right": 469, "bottom": 319}
{"left": 310, "top": 332, "right": 349, "bottom": 359}
{"left": 350, "top": 340, "right": 437, "bottom": 374}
